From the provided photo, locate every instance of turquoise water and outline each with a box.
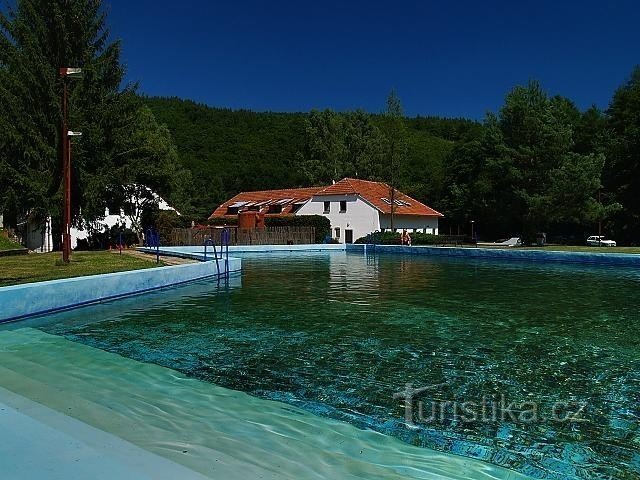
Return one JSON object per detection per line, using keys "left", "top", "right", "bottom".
{"left": 27, "top": 252, "right": 640, "bottom": 478}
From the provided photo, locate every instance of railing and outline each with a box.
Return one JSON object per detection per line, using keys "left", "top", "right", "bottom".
{"left": 145, "top": 228, "right": 161, "bottom": 264}
{"left": 169, "top": 226, "right": 316, "bottom": 246}
{"left": 202, "top": 238, "right": 221, "bottom": 277}
{"left": 203, "top": 229, "right": 231, "bottom": 280}
{"left": 221, "top": 227, "right": 230, "bottom": 277}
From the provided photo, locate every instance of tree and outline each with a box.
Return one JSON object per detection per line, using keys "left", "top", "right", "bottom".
{"left": 381, "top": 89, "right": 408, "bottom": 230}
{"left": 299, "top": 108, "right": 384, "bottom": 185}
{"left": 604, "top": 66, "right": 640, "bottom": 242}
{"left": 442, "top": 81, "right": 607, "bottom": 240}
{"left": 343, "top": 110, "right": 384, "bottom": 179}
{"left": 300, "top": 109, "right": 347, "bottom": 184}
{"left": 0, "top": 0, "right": 185, "bottom": 244}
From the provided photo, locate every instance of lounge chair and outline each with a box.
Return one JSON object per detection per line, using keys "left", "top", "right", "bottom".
{"left": 477, "top": 237, "right": 522, "bottom": 247}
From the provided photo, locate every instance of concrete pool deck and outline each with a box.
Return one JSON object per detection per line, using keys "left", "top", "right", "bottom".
{"left": 353, "top": 244, "right": 640, "bottom": 266}
{"left": 0, "top": 254, "right": 241, "bottom": 323}
{"left": 140, "top": 242, "right": 640, "bottom": 267}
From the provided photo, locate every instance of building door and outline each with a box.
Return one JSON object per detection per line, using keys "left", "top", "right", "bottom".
{"left": 345, "top": 229, "right": 353, "bottom": 244}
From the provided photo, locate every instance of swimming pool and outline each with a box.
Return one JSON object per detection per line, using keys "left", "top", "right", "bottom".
{"left": 2, "top": 250, "right": 639, "bottom": 479}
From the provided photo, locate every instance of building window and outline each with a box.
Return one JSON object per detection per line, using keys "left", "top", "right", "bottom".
{"left": 268, "top": 204, "right": 283, "bottom": 214}
{"left": 324, "top": 201, "right": 331, "bottom": 214}
{"left": 226, "top": 206, "right": 239, "bottom": 215}
{"left": 334, "top": 227, "right": 340, "bottom": 238}
{"left": 339, "top": 200, "right": 347, "bottom": 213}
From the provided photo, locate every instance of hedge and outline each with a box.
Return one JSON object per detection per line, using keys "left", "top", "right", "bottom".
{"left": 355, "top": 232, "right": 468, "bottom": 246}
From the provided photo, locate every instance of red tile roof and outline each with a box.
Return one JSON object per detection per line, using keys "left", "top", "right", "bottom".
{"left": 210, "top": 178, "right": 442, "bottom": 218}
{"left": 316, "top": 178, "right": 443, "bottom": 216}
{"left": 210, "top": 186, "right": 324, "bottom": 218}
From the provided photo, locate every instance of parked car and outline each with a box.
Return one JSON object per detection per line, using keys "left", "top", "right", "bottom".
{"left": 586, "top": 235, "right": 617, "bottom": 247}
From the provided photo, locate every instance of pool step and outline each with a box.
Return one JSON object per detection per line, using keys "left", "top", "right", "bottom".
{"left": 0, "top": 328, "right": 530, "bottom": 480}
{"left": 0, "top": 332, "right": 299, "bottom": 480}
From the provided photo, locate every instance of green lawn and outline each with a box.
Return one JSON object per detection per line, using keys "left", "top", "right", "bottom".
{"left": 0, "top": 235, "right": 23, "bottom": 251}
{"left": 523, "top": 245, "right": 640, "bottom": 254}
{"left": 0, "top": 251, "right": 164, "bottom": 287}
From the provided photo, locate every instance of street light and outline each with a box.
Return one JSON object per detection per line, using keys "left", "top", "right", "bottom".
{"left": 470, "top": 220, "right": 475, "bottom": 242}
{"left": 59, "top": 67, "right": 82, "bottom": 263}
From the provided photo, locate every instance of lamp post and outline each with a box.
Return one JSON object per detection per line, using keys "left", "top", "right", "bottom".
{"left": 470, "top": 220, "right": 475, "bottom": 242}
{"left": 598, "top": 188, "right": 602, "bottom": 237}
{"left": 59, "top": 67, "right": 82, "bottom": 263}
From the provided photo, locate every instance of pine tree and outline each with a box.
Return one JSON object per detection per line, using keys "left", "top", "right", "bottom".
{"left": 0, "top": 0, "right": 185, "bottom": 242}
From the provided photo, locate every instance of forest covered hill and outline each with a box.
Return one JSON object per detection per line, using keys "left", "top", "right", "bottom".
{"left": 144, "top": 96, "right": 479, "bottom": 220}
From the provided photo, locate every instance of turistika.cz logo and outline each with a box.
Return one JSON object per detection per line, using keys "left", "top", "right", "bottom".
{"left": 393, "top": 383, "right": 588, "bottom": 426}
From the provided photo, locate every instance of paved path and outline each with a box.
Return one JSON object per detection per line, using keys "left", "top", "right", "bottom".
{"left": 114, "top": 249, "right": 197, "bottom": 266}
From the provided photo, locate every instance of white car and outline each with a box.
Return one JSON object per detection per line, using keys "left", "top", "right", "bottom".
{"left": 586, "top": 235, "right": 617, "bottom": 247}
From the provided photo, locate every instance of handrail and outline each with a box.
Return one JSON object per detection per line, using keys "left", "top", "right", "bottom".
{"left": 203, "top": 238, "right": 221, "bottom": 277}
{"left": 146, "top": 228, "right": 160, "bottom": 264}
{"left": 221, "top": 227, "right": 230, "bottom": 279}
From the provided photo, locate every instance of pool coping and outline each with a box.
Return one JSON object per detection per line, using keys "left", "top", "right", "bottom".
{"left": 0, "top": 256, "right": 241, "bottom": 324}
{"left": 346, "top": 244, "right": 640, "bottom": 266}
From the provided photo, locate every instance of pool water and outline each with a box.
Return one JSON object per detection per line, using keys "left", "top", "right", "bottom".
{"left": 10, "top": 251, "right": 640, "bottom": 478}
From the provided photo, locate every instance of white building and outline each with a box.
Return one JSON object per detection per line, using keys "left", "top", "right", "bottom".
{"left": 71, "top": 187, "right": 178, "bottom": 248}
{"left": 210, "top": 178, "right": 442, "bottom": 244}
{"left": 14, "top": 186, "right": 178, "bottom": 252}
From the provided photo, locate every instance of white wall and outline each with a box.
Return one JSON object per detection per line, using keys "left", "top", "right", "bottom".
{"left": 71, "top": 194, "right": 178, "bottom": 249}
{"left": 379, "top": 214, "right": 439, "bottom": 235}
{"left": 296, "top": 194, "right": 380, "bottom": 243}
{"left": 70, "top": 208, "right": 131, "bottom": 249}
{"left": 24, "top": 216, "right": 53, "bottom": 252}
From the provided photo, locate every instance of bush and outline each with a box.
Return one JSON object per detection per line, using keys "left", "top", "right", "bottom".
{"left": 154, "top": 210, "right": 191, "bottom": 244}
{"left": 75, "top": 224, "right": 138, "bottom": 250}
{"left": 355, "top": 231, "right": 401, "bottom": 244}
{"left": 355, "top": 232, "right": 467, "bottom": 245}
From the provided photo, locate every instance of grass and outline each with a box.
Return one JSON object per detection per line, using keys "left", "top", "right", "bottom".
{"left": 0, "top": 250, "right": 164, "bottom": 287}
{"left": 0, "top": 235, "right": 23, "bottom": 251}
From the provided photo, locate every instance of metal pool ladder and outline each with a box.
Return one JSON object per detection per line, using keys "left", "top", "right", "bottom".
{"left": 203, "top": 230, "right": 230, "bottom": 280}
{"left": 145, "top": 228, "right": 161, "bottom": 264}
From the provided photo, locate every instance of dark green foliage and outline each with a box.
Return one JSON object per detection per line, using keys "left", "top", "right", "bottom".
{"left": 207, "top": 217, "right": 238, "bottom": 226}
{"left": 144, "top": 97, "right": 309, "bottom": 220}
{"left": 604, "top": 67, "right": 640, "bottom": 243}
{"left": 144, "top": 96, "right": 454, "bottom": 222}
{"left": 441, "top": 81, "right": 611, "bottom": 241}
{"left": 75, "top": 224, "right": 137, "bottom": 251}
{"left": 354, "top": 232, "right": 467, "bottom": 245}
{"left": 0, "top": 0, "right": 188, "bottom": 243}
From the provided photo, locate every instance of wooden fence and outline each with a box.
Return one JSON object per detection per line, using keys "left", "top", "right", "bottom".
{"left": 169, "top": 226, "right": 316, "bottom": 246}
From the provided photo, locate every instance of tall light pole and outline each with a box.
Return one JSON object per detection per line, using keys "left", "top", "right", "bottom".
{"left": 59, "top": 67, "right": 82, "bottom": 263}
{"left": 598, "top": 188, "right": 602, "bottom": 237}
{"left": 470, "top": 220, "right": 475, "bottom": 242}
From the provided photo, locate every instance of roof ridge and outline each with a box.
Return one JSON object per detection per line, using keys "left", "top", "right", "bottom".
{"left": 234, "top": 185, "right": 326, "bottom": 196}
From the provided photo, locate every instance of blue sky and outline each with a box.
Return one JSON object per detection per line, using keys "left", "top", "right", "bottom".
{"left": 107, "top": 0, "right": 639, "bottom": 119}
